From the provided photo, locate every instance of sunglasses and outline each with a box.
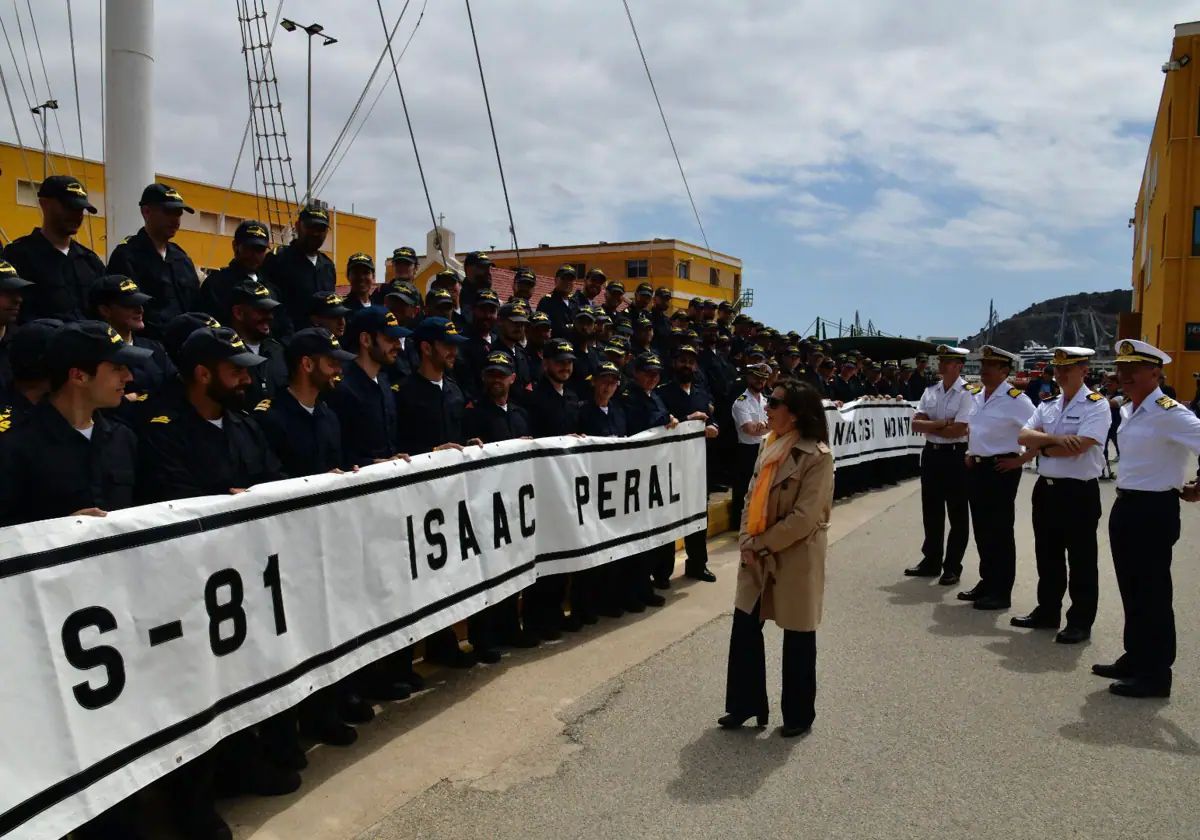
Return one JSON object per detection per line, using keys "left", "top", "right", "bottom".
{"left": 766, "top": 396, "right": 784, "bottom": 409}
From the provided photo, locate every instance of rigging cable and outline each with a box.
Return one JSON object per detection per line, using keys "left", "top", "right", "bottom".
{"left": 309, "top": 0, "right": 411, "bottom": 192}
{"left": 374, "top": 0, "right": 447, "bottom": 266}
{"left": 463, "top": 0, "right": 520, "bottom": 260}
{"left": 619, "top": 0, "right": 712, "bottom": 263}
{"left": 23, "top": 0, "right": 73, "bottom": 176}
{"left": 0, "top": 11, "right": 42, "bottom": 147}
{"left": 313, "top": 0, "right": 427, "bottom": 196}
{"left": 0, "top": 31, "right": 36, "bottom": 194}
{"left": 64, "top": 0, "right": 95, "bottom": 250}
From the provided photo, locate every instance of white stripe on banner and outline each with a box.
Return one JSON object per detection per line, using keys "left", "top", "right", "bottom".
{"left": 0, "top": 424, "right": 707, "bottom": 840}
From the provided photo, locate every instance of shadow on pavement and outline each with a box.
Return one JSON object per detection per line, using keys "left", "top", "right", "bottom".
{"left": 925, "top": 601, "right": 1011, "bottom": 639}
{"left": 877, "top": 577, "right": 953, "bottom": 606}
{"left": 1058, "top": 689, "right": 1200, "bottom": 755}
{"left": 983, "top": 628, "right": 1088, "bottom": 674}
{"left": 666, "top": 726, "right": 796, "bottom": 803}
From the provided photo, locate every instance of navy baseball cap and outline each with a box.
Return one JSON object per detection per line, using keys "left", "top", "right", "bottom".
{"left": 90, "top": 275, "right": 152, "bottom": 309}
{"left": 633, "top": 351, "right": 663, "bottom": 372}
{"left": 346, "top": 306, "right": 412, "bottom": 342}
{"left": 465, "top": 251, "right": 492, "bottom": 266}
{"left": 140, "top": 183, "right": 194, "bottom": 213}
{"left": 413, "top": 316, "right": 468, "bottom": 346}
{"left": 555, "top": 264, "right": 577, "bottom": 278}
{"left": 163, "top": 312, "right": 221, "bottom": 362}
{"left": 298, "top": 203, "right": 330, "bottom": 226}
{"left": 180, "top": 326, "right": 266, "bottom": 369}
{"left": 347, "top": 252, "right": 375, "bottom": 272}
{"left": 499, "top": 301, "right": 529, "bottom": 322}
{"left": 391, "top": 246, "right": 418, "bottom": 265}
{"left": 286, "top": 327, "right": 356, "bottom": 365}
{"left": 606, "top": 281, "right": 626, "bottom": 295}
{"left": 514, "top": 268, "right": 536, "bottom": 286}
{"left": 528, "top": 311, "right": 552, "bottom": 328}
{"left": 383, "top": 281, "right": 421, "bottom": 306}
{"left": 592, "top": 360, "right": 622, "bottom": 379}
{"left": 230, "top": 279, "right": 281, "bottom": 310}
{"left": 234, "top": 219, "right": 270, "bottom": 246}
{"left": 8, "top": 318, "right": 62, "bottom": 379}
{"left": 544, "top": 338, "right": 576, "bottom": 361}
{"left": 0, "top": 259, "right": 32, "bottom": 292}
{"left": 310, "top": 292, "right": 351, "bottom": 318}
{"left": 425, "top": 287, "right": 455, "bottom": 309}
{"left": 474, "top": 288, "right": 501, "bottom": 309}
{"left": 46, "top": 320, "right": 153, "bottom": 372}
{"left": 38, "top": 175, "right": 97, "bottom": 213}
{"left": 482, "top": 350, "right": 516, "bottom": 375}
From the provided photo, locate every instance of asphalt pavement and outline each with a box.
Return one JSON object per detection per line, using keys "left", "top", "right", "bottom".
{"left": 353, "top": 475, "right": 1200, "bottom": 840}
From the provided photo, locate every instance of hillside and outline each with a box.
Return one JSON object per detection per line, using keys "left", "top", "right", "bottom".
{"left": 961, "top": 289, "right": 1131, "bottom": 351}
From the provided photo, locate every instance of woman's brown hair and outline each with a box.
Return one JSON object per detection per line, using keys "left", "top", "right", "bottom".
{"left": 776, "top": 379, "right": 829, "bottom": 444}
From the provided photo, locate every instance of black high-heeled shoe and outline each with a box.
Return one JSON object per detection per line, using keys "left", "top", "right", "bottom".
{"left": 717, "top": 712, "right": 768, "bottom": 729}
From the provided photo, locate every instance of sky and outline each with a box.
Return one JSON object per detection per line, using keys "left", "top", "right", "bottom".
{"left": 0, "top": 0, "right": 1188, "bottom": 338}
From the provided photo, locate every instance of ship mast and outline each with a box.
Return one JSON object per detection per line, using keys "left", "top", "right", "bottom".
{"left": 104, "top": 0, "right": 155, "bottom": 254}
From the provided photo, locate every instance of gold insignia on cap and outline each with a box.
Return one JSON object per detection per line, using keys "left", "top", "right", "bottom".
{"left": 325, "top": 294, "right": 343, "bottom": 305}
{"left": 247, "top": 225, "right": 267, "bottom": 238}
{"left": 445, "top": 322, "right": 460, "bottom": 335}
{"left": 254, "top": 399, "right": 271, "bottom": 412}
{"left": 329, "top": 337, "right": 341, "bottom": 348}
{"left": 0, "top": 261, "right": 14, "bottom": 275}
{"left": 254, "top": 284, "right": 269, "bottom": 297}
{"left": 1053, "top": 349, "right": 1067, "bottom": 362}
{"left": 487, "top": 352, "right": 511, "bottom": 364}
{"left": 385, "top": 312, "right": 399, "bottom": 327}
{"left": 1119, "top": 341, "right": 1134, "bottom": 355}
{"left": 119, "top": 279, "right": 139, "bottom": 293}
{"left": 65, "top": 182, "right": 87, "bottom": 197}
{"left": 230, "top": 337, "right": 246, "bottom": 349}
{"left": 165, "top": 188, "right": 183, "bottom": 201}
{"left": 107, "top": 326, "right": 123, "bottom": 344}
{"left": 149, "top": 415, "right": 172, "bottom": 424}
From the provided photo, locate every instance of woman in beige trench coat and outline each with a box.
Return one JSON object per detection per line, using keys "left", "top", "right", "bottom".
{"left": 719, "top": 379, "right": 834, "bottom": 737}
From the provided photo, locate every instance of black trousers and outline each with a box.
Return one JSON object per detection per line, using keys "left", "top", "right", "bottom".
{"left": 1110, "top": 491, "right": 1179, "bottom": 680}
{"left": 919, "top": 444, "right": 970, "bottom": 573}
{"left": 1031, "top": 476, "right": 1100, "bottom": 628}
{"left": 966, "top": 457, "right": 1022, "bottom": 597}
{"left": 525, "top": 574, "right": 567, "bottom": 633}
{"left": 683, "top": 529, "right": 709, "bottom": 575}
{"left": 724, "top": 600, "right": 816, "bottom": 729}
{"left": 650, "top": 542, "right": 676, "bottom": 586}
{"left": 729, "top": 442, "right": 760, "bottom": 529}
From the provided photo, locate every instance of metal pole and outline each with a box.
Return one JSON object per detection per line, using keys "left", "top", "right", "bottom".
{"left": 104, "top": 0, "right": 154, "bottom": 254}
{"left": 39, "top": 108, "right": 47, "bottom": 178}
{"left": 305, "top": 33, "right": 312, "bottom": 205}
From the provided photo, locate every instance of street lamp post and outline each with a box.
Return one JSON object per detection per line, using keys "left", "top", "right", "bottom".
{"left": 30, "top": 99, "right": 58, "bottom": 179}
{"left": 280, "top": 18, "right": 337, "bottom": 205}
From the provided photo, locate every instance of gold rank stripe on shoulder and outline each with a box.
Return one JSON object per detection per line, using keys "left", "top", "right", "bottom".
{"left": 149, "top": 415, "right": 172, "bottom": 424}
{"left": 1087, "top": 392, "right": 1105, "bottom": 402}
{"left": 1007, "top": 387, "right": 1023, "bottom": 398}
{"left": 966, "top": 383, "right": 982, "bottom": 394}
{"left": 0, "top": 408, "right": 11, "bottom": 433}
{"left": 1157, "top": 396, "right": 1178, "bottom": 410}
{"left": 736, "top": 394, "right": 747, "bottom": 401}
{"left": 390, "top": 383, "right": 400, "bottom": 392}
{"left": 131, "top": 393, "right": 148, "bottom": 402}
{"left": 254, "top": 399, "right": 271, "bottom": 412}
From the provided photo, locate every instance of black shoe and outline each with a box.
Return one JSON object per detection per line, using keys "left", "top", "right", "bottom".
{"left": 362, "top": 679, "right": 412, "bottom": 702}
{"left": 1109, "top": 677, "right": 1171, "bottom": 698}
{"left": 973, "top": 596, "right": 1010, "bottom": 611}
{"left": 686, "top": 567, "right": 718, "bottom": 583}
{"left": 426, "top": 648, "right": 476, "bottom": 669}
{"left": 561, "top": 614, "right": 585, "bottom": 632}
{"left": 533, "top": 624, "right": 563, "bottom": 641}
{"left": 1092, "top": 660, "right": 1135, "bottom": 680}
{"left": 653, "top": 578, "right": 671, "bottom": 590}
{"left": 718, "top": 711, "right": 768, "bottom": 729}
{"left": 622, "top": 599, "right": 646, "bottom": 614}
{"left": 177, "top": 803, "right": 232, "bottom": 840}
{"left": 937, "top": 571, "right": 960, "bottom": 586}
{"left": 956, "top": 585, "right": 985, "bottom": 601}
{"left": 304, "top": 720, "right": 357, "bottom": 747}
{"left": 597, "top": 605, "right": 625, "bottom": 619}
{"left": 231, "top": 754, "right": 302, "bottom": 797}
{"left": 1010, "top": 610, "right": 1060, "bottom": 629}
{"left": 474, "top": 647, "right": 503, "bottom": 664}
{"left": 339, "top": 692, "right": 375, "bottom": 724}
{"left": 264, "top": 739, "right": 308, "bottom": 771}
{"left": 499, "top": 630, "right": 541, "bottom": 648}
{"left": 399, "top": 670, "right": 426, "bottom": 691}
{"left": 642, "top": 592, "right": 666, "bottom": 607}
{"left": 577, "top": 610, "right": 600, "bottom": 625}
{"left": 1055, "top": 626, "right": 1090, "bottom": 644}
{"left": 779, "top": 723, "right": 812, "bottom": 738}
{"left": 904, "top": 563, "right": 940, "bottom": 577}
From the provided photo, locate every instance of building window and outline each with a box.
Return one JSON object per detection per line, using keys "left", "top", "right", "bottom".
{"left": 677, "top": 260, "right": 690, "bottom": 280}
{"left": 625, "top": 259, "right": 648, "bottom": 279}
{"left": 570, "top": 262, "right": 586, "bottom": 278}
{"left": 709, "top": 267, "right": 720, "bottom": 286}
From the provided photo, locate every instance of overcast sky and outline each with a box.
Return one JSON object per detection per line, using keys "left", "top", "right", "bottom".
{"left": 2, "top": 1, "right": 1188, "bottom": 338}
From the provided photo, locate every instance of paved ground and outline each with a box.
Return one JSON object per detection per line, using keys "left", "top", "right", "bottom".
{"left": 231, "top": 476, "right": 1200, "bottom": 839}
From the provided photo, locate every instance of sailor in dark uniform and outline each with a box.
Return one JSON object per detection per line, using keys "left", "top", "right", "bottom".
{"left": 307, "top": 291, "right": 352, "bottom": 338}
{"left": 429, "top": 268, "right": 469, "bottom": 334}
{"left": 626, "top": 282, "right": 653, "bottom": 325}
{"left": 510, "top": 267, "right": 537, "bottom": 307}
{"left": 0, "top": 260, "right": 33, "bottom": 388}
{"left": 600, "top": 280, "right": 626, "bottom": 322}
{"left": 537, "top": 264, "right": 577, "bottom": 337}
{"left": 106, "top": 183, "right": 202, "bottom": 338}
{"left": 460, "top": 251, "right": 493, "bottom": 317}
{"left": 197, "top": 219, "right": 271, "bottom": 325}
{"left": 88, "top": 274, "right": 177, "bottom": 406}
{"left": 0, "top": 317, "right": 60, "bottom": 427}
{"left": 455, "top": 288, "right": 502, "bottom": 404}
{"left": 571, "top": 267, "right": 605, "bottom": 316}
{"left": 904, "top": 353, "right": 933, "bottom": 400}
{"left": 4, "top": 174, "right": 104, "bottom": 323}
{"left": 227, "top": 279, "right": 287, "bottom": 411}
{"left": 260, "top": 204, "right": 337, "bottom": 339}
{"left": 649, "top": 286, "right": 673, "bottom": 350}
{"left": 829, "top": 356, "right": 863, "bottom": 404}
{"left": 343, "top": 251, "right": 376, "bottom": 312}
{"left": 371, "top": 246, "right": 419, "bottom": 305}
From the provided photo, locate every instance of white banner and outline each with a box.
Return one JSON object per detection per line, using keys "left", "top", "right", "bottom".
{"left": 0, "top": 424, "right": 707, "bottom": 840}
{"left": 823, "top": 399, "right": 923, "bottom": 466}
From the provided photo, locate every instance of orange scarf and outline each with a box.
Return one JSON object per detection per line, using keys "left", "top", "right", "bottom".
{"left": 745, "top": 430, "right": 798, "bottom": 536}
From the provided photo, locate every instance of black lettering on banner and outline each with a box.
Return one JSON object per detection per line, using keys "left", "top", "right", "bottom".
{"left": 668, "top": 462, "right": 680, "bottom": 503}
{"left": 624, "top": 469, "right": 641, "bottom": 514}
{"left": 492, "top": 491, "right": 512, "bottom": 548}
{"left": 425, "top": 509, "right": 447, "bottom": 570}
{"left": 205, "top": 569, "right": 247, "bottom": 657}
{"left": 60, "top": 606, "right": 125, "bottom": 709}
{"left": 407, "top": 515, "right": 418, "bottom": 580}
{"left": 519, "top": 483, "right": 536, "bottom": 536}
{"left": 574, "top": 476, "right": 590, "bottom": 526}
{"left": 597, "top": 471, "right": 617, "bottom": 520}
{"left": 832, "top": 421, "right": 847, "bottom": 447}
{"left": 647, "top": 465, "right": 664, "bottom": 508}
{"left": 457, "top": 500, "right": 481, "bottom": 561}
{"left": 262, "top": 554, "right": 286, "bottom": 635}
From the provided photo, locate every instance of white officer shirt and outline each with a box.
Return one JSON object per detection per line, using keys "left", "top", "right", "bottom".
{"left": 958, "top": 381, "right": 1035, "bottom": 456}
{"left": 1024, "top": 385, "right": 1111, "bottom": 480}
{"left": 916, "top": 376, "right": 973, "bottom": 443}
{"left": 1115, "top": 387, "right": 1200, "bottom": 491}
{"left": 731, "top": 388, "right": 768, "bottom": 445}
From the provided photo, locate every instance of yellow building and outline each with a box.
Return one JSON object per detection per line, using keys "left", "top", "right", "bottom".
{"left": 407, "top": 227, "right": 742, "bottom": 310}
{"left": 1129, "top": 21, "right": 1200, "bottom": 388}
{"left": 0, "top": 140, "right": 375, "bottom": 283}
